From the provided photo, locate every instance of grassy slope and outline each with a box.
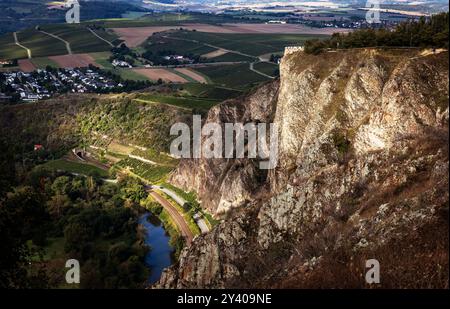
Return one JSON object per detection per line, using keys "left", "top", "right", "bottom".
{"left": 135, "top": 93, "right": 219, "bottom": 111}
{"left": 43, "top": 159, "right": 109, "bottom": 178}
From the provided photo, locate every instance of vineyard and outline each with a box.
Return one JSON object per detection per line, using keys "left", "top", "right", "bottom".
{"left": 117, "top": 158, "right": 173, "bottom": 183}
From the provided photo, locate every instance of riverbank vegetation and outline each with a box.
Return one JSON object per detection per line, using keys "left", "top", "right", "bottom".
{"left": 144, "top": 200, "right": 185, "bottom": 259}
{"left": 0, "top": 168, "right": 150, "bottom": 288}
{"left": 161, "top": 182, "right": 220, "bottom": 228}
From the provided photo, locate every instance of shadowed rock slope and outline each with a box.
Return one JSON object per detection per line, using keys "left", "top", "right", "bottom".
{"left": 161, "top": 48, "right": 448, "bottom": 288}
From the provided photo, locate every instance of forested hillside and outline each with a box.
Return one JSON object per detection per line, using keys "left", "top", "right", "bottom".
{"left": 305, "top": 12, "right": 449, "bottom": 54}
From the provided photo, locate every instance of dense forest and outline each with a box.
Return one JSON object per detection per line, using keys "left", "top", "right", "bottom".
{"left": 0, "top": 167, "right": 150, "bottom": 288}
{"left": 0, "top": 93, "right": 189, "bottom": 288}
{"left": 304, "top": 12, "right": 449, "bottom": 54}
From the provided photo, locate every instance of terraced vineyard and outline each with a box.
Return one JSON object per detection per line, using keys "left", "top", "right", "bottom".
{"left": 117, "top": 158, "right": 174, "bottom": 183}
{"left": 131, "top": 149, "right": 179, "bottom": 167}
{"left": 143, "top": 35, "right": 216, "bottom": 58}
{"left": 0, "top": 33, "right": 28, "bottom": 59}
{"left": 40, "top": 25, "right": 113, "bottom": 54}
{"left": 17, "top": 30, "right": 68, "bottom": 57}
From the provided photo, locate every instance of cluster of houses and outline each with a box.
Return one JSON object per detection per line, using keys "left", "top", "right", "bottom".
{"left": 111, "top": 59, "right": 133, "bottom": 68}
{"left": 0, "top": 68, "right": 122, "bottom": 102}
{"left": 58, "top": 68, "right": 122, "bottom": 92}
{"left": 1, "top": 71, "right": 51, "bottom": 102}
{"left": 163, "top": 55, "right": 194, "bottom": 64}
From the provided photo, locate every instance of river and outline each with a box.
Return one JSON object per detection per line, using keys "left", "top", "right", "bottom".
{"left": 138, "top": 212, "right": 174, "bottom": 284}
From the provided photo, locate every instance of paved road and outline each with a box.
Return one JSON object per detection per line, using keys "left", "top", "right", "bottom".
{"left": 13, "top": 32, "right": 32, "bottom": 59}
{"left": 148, "top": 189, "right": 194, "bottom": 244}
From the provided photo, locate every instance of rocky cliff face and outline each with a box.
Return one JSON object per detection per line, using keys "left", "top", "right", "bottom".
{"left": 170, "top": 81, "right": 279, "bottom": 215}
{"left": 160, "top": 49, "right": 449, "bottom": 288}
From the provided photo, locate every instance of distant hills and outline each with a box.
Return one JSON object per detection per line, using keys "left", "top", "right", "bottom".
{"left": 0, "top": 0, "right": 150, "bottom": 35}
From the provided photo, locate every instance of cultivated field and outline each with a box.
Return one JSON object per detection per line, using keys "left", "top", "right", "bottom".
{"left": 194, "top": 63, "right": 269, "bottom": 90}
{"left": 31, "top": 57, "right": 59, "bottom": 69}
{"left": 0, "top": 33, "right": 27, "bottom": 60}
{"left": 132, "top": 68, "right": 188, "bottom": 83}
{"left": 212, "top": 23, "right": 352, "bottom": 34}
{"left": 18, "top": 59, "right": 36, "bottom": 72}
{"left": 112, "top": 23, "right": 349, "bottom": 48}
{"left": 174, "top": 68, "right": 208, "bottom": 84}
{"left": 113, "top": 26, "right": 177, "bottom": 47}
{"left": 40, "top": 25, "right": 114, "bottom": 54}
{"left": 202, "top": 49, "right": 228, "bottom": 59}
{"left": 17, "top": 30, "right": 68, "bottom": 57}
{"left": 48, "top": 54, "right": 101, "bottom": 68}
{"left": 167, "top": 31, "right": 329, "bottom": 56}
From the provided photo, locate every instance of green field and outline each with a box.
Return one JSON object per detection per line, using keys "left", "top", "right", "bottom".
{"left": 17, "top": 30, "right": 68, "bottom": 57}
{"left": 90, "top": 52, "right": 151, "bottom": 81}
{"left": 194, "top": 63, "right": 269, "bottom": 90}
{"left": 135, "top": 93, "right": 219, "bottom": 111}
{"left": 113, "top": 68, "right": 151, "bottom": 81}
{"left": 0, "top": 33, "right": 28, "bottom": 60}
{"left": 168, "top": 31, "right": 328, "bottom": 56}
{"left": 43, "top": 159, "right": 109, "bottom": 178}
{"left": 253, "top": 62, "right": 279, "bottom": 77}
{"left": 31, "top": 57, "right": 59, "bottom": 69}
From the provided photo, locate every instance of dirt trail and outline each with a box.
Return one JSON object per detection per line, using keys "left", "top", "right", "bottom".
{"left": 13, "top": 32, "right": 32, "bottom": 59}
{"left": 87, "top": 28, "right": 115, "bottom": 47}
{"left": 39, "top": 30, "right": 72, "bottom": 54}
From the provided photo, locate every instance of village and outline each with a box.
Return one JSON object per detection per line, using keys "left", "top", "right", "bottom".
{"left": 0, "top": 67, "right": 124, "bottom": 103}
